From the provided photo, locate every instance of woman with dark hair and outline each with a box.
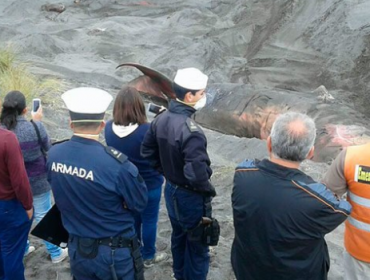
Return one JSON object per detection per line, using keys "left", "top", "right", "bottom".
{"left": 105, "top": 87, "right": 167, "bottom": 268}
{"left": 0, "top": 91, "right": 68, "bottom": 263}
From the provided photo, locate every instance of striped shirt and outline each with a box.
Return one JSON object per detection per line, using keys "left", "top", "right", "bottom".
{"left": 10, "top": 116, "right": 52, "bottom": 196}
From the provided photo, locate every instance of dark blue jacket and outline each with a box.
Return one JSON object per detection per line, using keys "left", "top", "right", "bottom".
{"left": 231, "top": 159, "right": 352, "bottom": 280}
{"left": 141, "top": 100, "right": 213, "bottom": 194}
{"left": 47, "top": 136, "right": 148, "bottom": 239}
{"left": 105, "top": 121, "right": 164, "bottom": 191}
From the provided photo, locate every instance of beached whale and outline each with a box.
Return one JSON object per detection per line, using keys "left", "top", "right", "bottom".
{"left": 117, "top": 63, "right": 370, "bottom": 162}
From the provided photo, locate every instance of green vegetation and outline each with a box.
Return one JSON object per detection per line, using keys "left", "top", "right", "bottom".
{"left": 0, "top": 46, "right": 62, "bottom": 104}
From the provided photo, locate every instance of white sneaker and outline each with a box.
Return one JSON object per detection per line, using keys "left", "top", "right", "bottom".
{"left": 24, "top": 245, "right": 35, "bottom": 257}
{"left": 51, "top": 248, "right": 68, "bottom": 264}
{"left": 143, "top": 252, "right": 168, "bottom": 268}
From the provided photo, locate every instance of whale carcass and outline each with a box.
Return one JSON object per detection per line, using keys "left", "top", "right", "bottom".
{"left": 117, "top": 63, "right": 370, "bottom": 162}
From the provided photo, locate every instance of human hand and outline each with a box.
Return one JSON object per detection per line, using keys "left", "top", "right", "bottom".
{"left": 26, "top": 208, "right": 34, "bottom": 220}
{"left": 31, "top": 106, "right": 43, "bottom": 122}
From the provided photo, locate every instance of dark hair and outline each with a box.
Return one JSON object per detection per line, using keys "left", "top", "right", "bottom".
{"left": 72, "top": 122, "right": 102, "bottom": 131}
{"left": 173, "top": 83, "right": 197, "bottom": 100}
{"left": 0, "top": 91, "right": 26, "bottom": 130}
{"left": 113, "top": 87, "right": 147, "bottom": 126}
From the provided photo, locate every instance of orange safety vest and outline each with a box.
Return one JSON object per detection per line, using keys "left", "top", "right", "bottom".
{"left": 344, "top": 144, "right": 370, "bottom": 262}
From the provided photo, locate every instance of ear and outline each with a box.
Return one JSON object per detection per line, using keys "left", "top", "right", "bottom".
{"left": 101, "top": 121, "right": 106, "bottom": 129}
{"left": 69, "top": 119, "right": 74, "bottom": 129}
{"left": 267, "top": 136, "right": 272, "bottom": 154}
{"left": 183, "top": 92, "right": 194, "bottom": 103}
{"left": 306, "top": 146, "right": 315, "bottom": 160}
{"left": 22, "top": 108, "right": 28, "bottom": 115}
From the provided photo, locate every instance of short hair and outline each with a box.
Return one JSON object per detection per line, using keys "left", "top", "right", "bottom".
{"left": 113, "top": 87, "right": 147, "bottom": 126}
{"left": 72, "top": 122, "right": 102, "bottom": 131}
{"left": 270, "top": 112, "right": 316, "bottom": 162}
{"left": 173, "top": 83, "right": 197, "bottom": 100}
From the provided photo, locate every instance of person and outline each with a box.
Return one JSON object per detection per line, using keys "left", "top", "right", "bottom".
{"left": 231, "top": 112, "right": 352, "bottom": 280}
{"left": 46, "top": 87, "right": 148, "bottom": 280}
{"left": 0, "top": 90, "right": 68, "bottom": 263}
{"left": 141, "top": 68, "right": 216, "bottom": 280}
{"left": 323, "top": 143, "right": 370, "bottom": 280}
{"left": 104, "top": 86, "right": 167, "bottom": 268}
{"left": 0, "top": 124, "right": 33, "bottom": 279}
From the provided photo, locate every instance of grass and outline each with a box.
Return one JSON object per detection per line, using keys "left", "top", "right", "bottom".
{"left": 0, "top": 46, "right": 62, "bottom": 104}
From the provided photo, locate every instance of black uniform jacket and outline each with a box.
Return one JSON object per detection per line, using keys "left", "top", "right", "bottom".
{"left": 141, "top": 100, "right": 213, "bottom": 194}
{"left": 231, "top": 159, "right": 352, "bottom": 280}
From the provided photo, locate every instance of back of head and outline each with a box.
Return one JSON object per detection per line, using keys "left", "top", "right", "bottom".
{"left": 0, "top": 90, "right": 26, "bottom": 130}
{"left": 270, "top": 112, "right": 316, "bottom": 162}
{"left": 113, "top": 86, "right": 146, "bottom": 126}
{"left": 173, "top": 68, "right": 208, "bottom": 100}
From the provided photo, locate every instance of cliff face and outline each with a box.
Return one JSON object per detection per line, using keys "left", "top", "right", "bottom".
{"left": 0, "top": 0, "right": 369, "bottom": 117}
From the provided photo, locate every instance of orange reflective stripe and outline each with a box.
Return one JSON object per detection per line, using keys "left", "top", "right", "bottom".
{"left": 348, "top": 191, "right": 370, "bottom": 208}
{"left": 348, "top": 217, "right": 370, "bottom": 233}
{"left": 348, "top": 198, "right": 370, "bottom": 225}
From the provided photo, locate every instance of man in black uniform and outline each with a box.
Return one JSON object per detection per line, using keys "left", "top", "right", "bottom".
{"left": 47, "top": 87, "right": 148, "bottom": 280}
{"left": 231, "top": 112, "right": 351, "bottom": 280}
{"left": 141, "top": 68, "right": 215, "bottom": 280}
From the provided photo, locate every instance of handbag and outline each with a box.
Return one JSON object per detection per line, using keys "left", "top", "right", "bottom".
{"left": 30, "top": 120, "right": 47, "bottom": 159}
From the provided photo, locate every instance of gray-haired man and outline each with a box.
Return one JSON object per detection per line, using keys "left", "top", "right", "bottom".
{"left": 231, "top": 112, "right": 352, "bottom": 280}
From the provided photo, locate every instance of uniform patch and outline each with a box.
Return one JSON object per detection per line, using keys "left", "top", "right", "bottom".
{"left": 186, "top": 118, "right": 199, "bottom": 132}
{"left": 51, "top": 162, "right": 94, "bottom": 181}
{"left": 354, "top": 165, "right": 370, "bottom": 184}
{"left": 105, "top": 146, "right": 127, "bottom": 163}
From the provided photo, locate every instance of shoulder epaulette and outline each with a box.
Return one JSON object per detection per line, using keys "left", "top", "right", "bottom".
{"left": 236, "top": 159, "right": 258, "bottom": 170}
{"left": 186, "top": 118, "right": 200, "bottom": 132}
{"left": 51, "top": 139, "right": 70, "bottom": 146}
{"left": 105, "top": 146, "right": 127, "bottom": 163}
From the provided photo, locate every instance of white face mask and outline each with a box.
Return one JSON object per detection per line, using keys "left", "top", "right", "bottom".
{"left": 193, "top": 95, "right": 207, "bottom": 110}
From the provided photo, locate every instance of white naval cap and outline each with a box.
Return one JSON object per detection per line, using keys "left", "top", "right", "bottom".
{"left": 61, "top": 87, "right": 113, "bottom": 123}
{"left": 174, "top": 68, "right": 208, "bottom": 90}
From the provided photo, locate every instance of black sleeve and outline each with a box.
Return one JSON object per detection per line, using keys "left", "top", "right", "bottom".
{"left": 141, "top": 122, "right": 162, "bottom": 173}
{"left": 182, "top": 131, "right": 213, "bottom": 191}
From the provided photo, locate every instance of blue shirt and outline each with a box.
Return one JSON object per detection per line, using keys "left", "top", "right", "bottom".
{"left": 105, "top": 121, "right": 164, "bottom": 191}
{"left": 47, "top": 136, "right": 148, "bottom": 239}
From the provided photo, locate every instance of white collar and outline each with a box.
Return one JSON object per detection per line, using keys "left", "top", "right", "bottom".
{"left": 112, "top": 123, "right": 139, "bottom": 138}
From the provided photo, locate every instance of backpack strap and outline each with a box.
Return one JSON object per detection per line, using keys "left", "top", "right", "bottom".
{"left": 30, "top": 120, "right": 47, "bottom": 157}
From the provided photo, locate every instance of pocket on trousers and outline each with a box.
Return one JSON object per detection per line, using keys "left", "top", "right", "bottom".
{"left": 77, "top": 238, "right": 99, "bottom": 259}
{"left": 173, "top": 191, "right": 203, "bottom": 229}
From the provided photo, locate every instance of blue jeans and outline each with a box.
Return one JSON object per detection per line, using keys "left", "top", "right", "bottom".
{"left": 134, "top": 186, "right": 162, "bottom": 260}
{"left": 0, "top": 199, "right": 33, "bottom": 280}
{"left": 165, "top": 182, "right": 210, "bottom": 280}
{"left": 68, "top": 235, "right": 135, "bottom": 280}
{"left": 25, "top": 191, "right": 62, "bottom": 259}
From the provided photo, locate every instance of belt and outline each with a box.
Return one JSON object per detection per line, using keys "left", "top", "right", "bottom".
{"left": 169, "top": 181, "right": 211, "bottom": 196}
{"left": 70, "top": 231, "right": 136, "bottom": 249}
{"left": 98, "top": 236, "right": 133, "bottom": 248}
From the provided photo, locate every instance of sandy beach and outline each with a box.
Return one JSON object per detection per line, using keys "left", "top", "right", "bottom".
{"left": 1, "top": 0, "right": 369, "bottom": 279}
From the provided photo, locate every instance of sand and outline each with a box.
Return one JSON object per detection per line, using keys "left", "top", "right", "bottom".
{"left": 1, "top": 0, "right": 369, "bottom": 279}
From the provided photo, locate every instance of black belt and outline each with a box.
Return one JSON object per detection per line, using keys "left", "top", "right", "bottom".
{"left": 98, "top": 236, "right": 133, "bottom": 248}
{"left": 169, "top": 181, "right": 211, "bottom": 196}
{"left": 70, "top": 231, "right": 135, "bottom": 249}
